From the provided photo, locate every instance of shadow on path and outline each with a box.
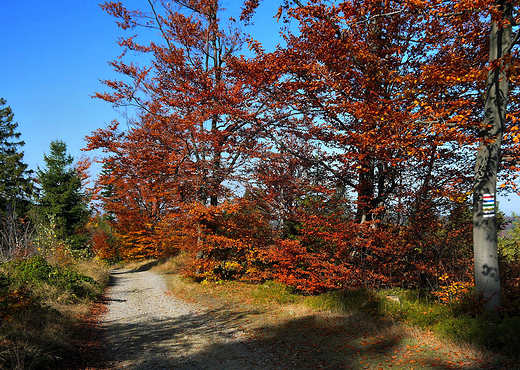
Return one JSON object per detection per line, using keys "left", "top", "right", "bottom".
{"left": 101, "top": 308, "right": 514, "bottom": 370}
{"left": 97, "top": 269, "right": 517, "bottom": 370}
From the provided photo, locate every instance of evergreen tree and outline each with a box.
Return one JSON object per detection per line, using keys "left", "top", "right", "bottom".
{"left": 0, "top": 98, "right": 33, "bottom": 219}
{"left": 35, "top": 140, "right": 90, "bottom": 250}
{"left": 99, "top": 162, "right": 117, "bottom": 222}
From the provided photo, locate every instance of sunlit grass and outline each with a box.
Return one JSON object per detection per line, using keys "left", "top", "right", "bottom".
{"left": 155, "top": 255, "right": 519, "bottom": 368}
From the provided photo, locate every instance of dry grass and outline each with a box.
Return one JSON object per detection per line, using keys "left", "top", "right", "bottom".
{"left": 0, "top": 306, "right": 76, "bottom": 369}
{"left": 0, "top": 256, "right": 110, "bottom": 369}
{"left": 154, "top": 253, "right": 191, "bottom": 274}
{"left": 153, "top": 256, "right": 516, "bottom": 369}
{"left": 72, "top": 257, "right": 110, "bottom": 286}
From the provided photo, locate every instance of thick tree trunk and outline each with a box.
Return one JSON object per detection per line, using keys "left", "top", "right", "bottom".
{"left": 473, "top": 0, "right": 513, "bottom": 310}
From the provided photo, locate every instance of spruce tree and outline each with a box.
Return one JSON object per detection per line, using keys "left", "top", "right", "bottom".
{"left": 0, "top": 98, "right": 33, "bottom": 219}
{"left": 35, "top": 140, "right": 90, "bottom": 250}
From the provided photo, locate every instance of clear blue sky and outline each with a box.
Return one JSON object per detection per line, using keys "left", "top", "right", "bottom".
{"left": 1, "top": 1, "right": 519, "bottom": 214}
{"left": 0, "top": 1, "right": 281, "bottom": 175}
{"left": 0, "top": 1, "right": 130, "bottom": 173}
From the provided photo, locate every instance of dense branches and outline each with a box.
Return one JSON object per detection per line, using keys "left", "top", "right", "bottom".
{"left": 87, "top": 0, "right": 520, "bottom": 311}
{"left": 93, "top": 0, "right": 261, "bottom": 208}
{"left": 240, "top": 0, "right": 491, "bottom": 224}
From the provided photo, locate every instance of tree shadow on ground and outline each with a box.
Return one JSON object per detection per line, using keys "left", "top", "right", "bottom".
{"left": 94, "top": 268, "right": 519, "bottom": 369}
{"left": 99, "top": 302, "right": 517, "bottom": 370}
{"left": 133, "top": 260, "right": 160, "bottom": 272}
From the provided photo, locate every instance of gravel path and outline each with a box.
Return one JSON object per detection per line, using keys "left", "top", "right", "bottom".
{"left": 100, "top": 268, "right": 280, "bottom": 370}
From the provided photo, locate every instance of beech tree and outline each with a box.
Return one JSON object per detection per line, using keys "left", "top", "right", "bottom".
{"left": 473, "top": 0, "right": 519, "bottom": 310}
{"left": 239, "top": 0, "right": 520, "bottom": 301}
{"left": 87, "top": 0, "right": 520, "bottom": 301}
{"left": 239, "top": 0, "right": 487, "bottom": 225}
{"left": 87, "top": 117, "right": 183, "bottom": 259}
{"left": 87, "top": 0, "right": 268, "bottom": 258}
{"left": 93, "top": 0, "right": 261, "bottom": 207}
{"left": 0, "top": 98, "right": 33, "bottom": 219}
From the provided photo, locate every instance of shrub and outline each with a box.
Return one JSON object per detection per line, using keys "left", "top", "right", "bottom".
{"left": 0, "top": 214, "right": 36, "bottom": 263}
{"left": 5, "top": 255, "right": 101, "bottom": 300}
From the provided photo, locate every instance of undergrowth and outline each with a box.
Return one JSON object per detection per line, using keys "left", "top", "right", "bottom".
{"left": 156, "top": 255, "right": 520, "bottom": 363}
{"left": 0, "top": 254, "right": 109, "bottom": 369}
{"left": 301, "top": 287, "right": 520, "bottom": 360}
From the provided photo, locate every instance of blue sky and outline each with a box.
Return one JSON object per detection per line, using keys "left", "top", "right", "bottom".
{"left": 0, "top": 0, "right": 282, "bottom": 174}
{"left": 0, "top": 1, "right": 128, "bottom": 172}
{"left": 1, "top": 1, "right": 519, "bottom": 214}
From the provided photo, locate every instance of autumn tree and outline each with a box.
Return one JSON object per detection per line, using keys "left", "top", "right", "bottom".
{"left": 87, "top": 0, "right": 520, "bottom": 296}
{"left": 87, "top": 118, "right": 184, "bottom": 259}
{"left": 94, "top": 0, "right": 261, "bottom": 207}
{"left": 471, "top": 0, "right": 520, "bottom": 310}
{"left": 247, "top": 136, "right": 331, "bottom": 237}
{"left": 34, "top": 140, "right": 90, "bottom": 250}
{"left": 238, "top": 0, "right": 487, "bottom": 229}
{"left": 239, "top": 0, "right": 520, "bottom": 304}
{"left": 87, "top": 0, "right": 270, "bottom": 260}
{"left": 0, "top": 98, "right": 33, "bottom": 219}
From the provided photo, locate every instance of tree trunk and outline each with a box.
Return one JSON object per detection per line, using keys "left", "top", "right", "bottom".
{"left": 473, "top": 0, "right": 514, "bottom": 310}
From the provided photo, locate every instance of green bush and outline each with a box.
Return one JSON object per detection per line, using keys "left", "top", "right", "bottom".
{"left": 486, "top": 316, "right": 520, "bottom": 358}
{"left": 5, "top": 255, "right": 101, "bottom": 300}
{"left": 0, "top": 254, "right": 109, "bottom": 369}
{"left": 9, "top": 255, "right": 53, "bottom": 283}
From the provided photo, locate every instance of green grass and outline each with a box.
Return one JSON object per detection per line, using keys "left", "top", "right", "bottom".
{"left": 250, "top": 280, "right": 299, "bottom": 305}
{"left": 301, "top": 286, "right": 520, "bottom": 360}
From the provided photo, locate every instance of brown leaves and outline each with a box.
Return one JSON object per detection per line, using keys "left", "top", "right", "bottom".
{"left": 86, "top": 1, "right": 519, "bottom": 306}
{"left": 240, "top": 0, "right": 261, "bottom": 23}
{"left": 100, "top": 2, "right": 144, "bottom": 30}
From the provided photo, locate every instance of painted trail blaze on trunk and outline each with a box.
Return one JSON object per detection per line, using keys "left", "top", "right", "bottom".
{"left": 473, "top": 0, "right": 517, "bottom": 310}
{"left": 482, "top": 194, "right": 495, "bottom": 218}
{"left": 473, "top": 190, "right": 501, "bottom": 310}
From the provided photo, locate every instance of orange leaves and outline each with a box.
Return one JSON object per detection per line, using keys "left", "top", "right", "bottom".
{"left": 432, "top": 275, "right": 474, "bottom": 304}
{"left": 0, "top": 277, "right": 32, "bottom": 321}
{"left": 84, "top": 1, "right": 520, "bottom": 302}
{"left": 504, "top": 119, "right": 520, "bottom": 143}
{"left": 267, "top": 238, "right": 351, "bottom": 293}
{"left": 90, "top": 229, "right": 118, "bottom": 261}
{"left": 179, "top": 199, "right": 275, "bottom": 282}
{"left": 101, "top": 2, "right": 138, "bottom": 30}
{"left": 245, "top": 0, "right": 492, "bottom": 224}
{"left": 240, "top": 0, "right": 260, "bottom": 23}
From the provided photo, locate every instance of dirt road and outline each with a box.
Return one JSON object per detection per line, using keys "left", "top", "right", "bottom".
{"left": 100, "top": 268, "right": 281, "bottom": 370}
{"left": 99, "top": 267, "right": 514, "bottom": 370}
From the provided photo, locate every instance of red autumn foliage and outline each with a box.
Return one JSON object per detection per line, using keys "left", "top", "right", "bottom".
{"left": 90, "top": 231, "right": 114, "bottom": 261}
{"left": 84, "top": 0, "right": 520, "bottom": 309}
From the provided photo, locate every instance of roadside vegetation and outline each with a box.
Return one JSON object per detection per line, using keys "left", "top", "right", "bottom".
{"left": 0, "top": 103, "right": 110, "bottom": 369}
{"left": 0, "top": 250, "right": 109, "bottom": 370}
{"left": 151, "top": 254, "right": 520, "bottom": 369}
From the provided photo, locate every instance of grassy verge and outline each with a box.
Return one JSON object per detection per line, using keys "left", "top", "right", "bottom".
{"left": 153, "top": 255, "right": 519, "bottom": 369}
{"left": 0, "top": 255, "right": 109, "bottom": 370}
